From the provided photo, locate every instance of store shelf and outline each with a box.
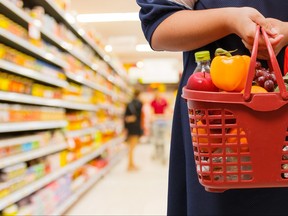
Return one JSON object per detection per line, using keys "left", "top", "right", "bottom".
{"left": 62, "top": 101, "right": 100, "bottom": 111}
{"left": 0, "top": 143, "right": 67, "bottom": 169}
{"left": 0, "top": 134, "right": 41, "bottom": 148}
{"left": 38, "top": 21, "right": 128, "bottom": 91}
{"left": 0, "top": 28, "right": 67, "bottom": 69}
{"left": 0, "top": 0, "right": 32, "bottom": 23}
{"left": 66, "top": 127, "right": 98, "bottom": 138}
{"left": 1, "top": 0, "right": 131, "bottom": 97}
{"left": 0, "top": 136, "right": 124, "bottom": 210}
{"left": 0, "top": 60, "right": 68, "bottom": 88}
{"left": 28, "top": 0, "right": 128, "bottom": 81}
{"left": 0, "top": 91, "right": 100, "bottom": 111}
{"left": 0, "top": 0, "right": 132, "bottom": 95}
{"left": 0, "top": 120, "right": 67, "bottom": 133}
{"left": 66, "top": 121, "right": 123, "bottom": 138}
{"left": 65, "top": 72, "right": 113, "bottom": 97}
{"left": 40, "top": 26, "right": 115, "bottom": 86}
{"left": 0, "top": 0, "right": 101, "bottom": 84}
{"left": 97, "top": 121, "right": 121, "bottom": 131}
{"left": 41, "top": 30, "right": 130, "bottom": 93}
{"left": 0, "top": 1, "right": 130, "bottom": 213}
{"left": 51, "top": 147, "right": 128, "bottom": 216}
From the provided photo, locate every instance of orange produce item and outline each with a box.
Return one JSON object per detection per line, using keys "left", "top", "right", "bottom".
{"left": 210, "top": 49, "right": 250, "bottom": 92}
{"left": 226, "top": 128, "right": 249, "bottom": 152}
{"left": 241, "top": 85, "right": 268, "bottom": 93}
{"left": 192, "top": 121, "right": 222, "bottom": 152}
{"left": 192, "top": 121, "right": 209, "bottom": 144}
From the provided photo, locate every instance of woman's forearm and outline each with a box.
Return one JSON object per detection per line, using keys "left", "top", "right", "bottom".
{"left": 151, "top": 7, "right": 272, "bottom": 52}
{"left": 151, "top": 8, "right": 234, "bottom": 51}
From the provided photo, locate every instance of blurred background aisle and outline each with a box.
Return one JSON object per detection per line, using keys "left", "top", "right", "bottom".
{"left": 66, "top": 142, "right": 170, "bottom": 216}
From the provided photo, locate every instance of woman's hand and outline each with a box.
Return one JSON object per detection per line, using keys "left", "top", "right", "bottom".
{"left": 263, "top": 18, "right": 288, "bottom": 56}
{"left": 230, "top": 7, "right": 284, "bottom": 59}
{"left": 232, "top": 7, "right": 288, "bottom": 59}
{"left": 241, "top": 32, "right": 284, "bottom": 60}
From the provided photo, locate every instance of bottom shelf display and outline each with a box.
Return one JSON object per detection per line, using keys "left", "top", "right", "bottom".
{"left": 52, "top": 147, "right": 127, "bottom": 216}
{"left": 0, "top": 136, "right": 126, "bottom": 216}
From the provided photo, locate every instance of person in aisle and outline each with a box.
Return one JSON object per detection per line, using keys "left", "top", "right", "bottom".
{"left": 136, "top": 0, "right": 288, "bottom": 215}
{"left": 150, "top": 88, "right": 168, "bottom": 116}
{"left": 150, "top": 88, "right": 169, "bottom": 163}
{"left": 124, "top": 89, "right": 143, "bottom": 171}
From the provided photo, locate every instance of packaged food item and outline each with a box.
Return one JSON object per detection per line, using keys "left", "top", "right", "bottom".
{"left": 2, "top": 204, "right": 18, "bottom": 216}
{"left": 0, "top": 182, "right": 9, "bottom": 199}
{"left": 0, "top": 163, "right": 27, "bottom": 182}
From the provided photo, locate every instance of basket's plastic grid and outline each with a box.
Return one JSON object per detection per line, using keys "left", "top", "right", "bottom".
{"left": 189, "top": 108, "right": 254, "bottom": 184}
{"left": 190, "top": 108, "right": 288, "bottom": 188}
{"left": 281, "top": 129, "right": 288, "bottom": 178}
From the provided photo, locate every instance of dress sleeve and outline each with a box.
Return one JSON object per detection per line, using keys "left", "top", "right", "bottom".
{"left": 136, "top": 0, "right": 194, "bottom": 46}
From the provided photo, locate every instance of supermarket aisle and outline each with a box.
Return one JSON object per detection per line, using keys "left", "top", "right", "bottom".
{"left": 65, "top": 142, "right": 170, "bottom": 216}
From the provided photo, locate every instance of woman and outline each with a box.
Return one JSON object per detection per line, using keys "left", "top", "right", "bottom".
{"left": 136, "top": 0, "right": 288, "bottom": 215}
{"left": 124, "top": 89, "right": 143, "bottom": 171}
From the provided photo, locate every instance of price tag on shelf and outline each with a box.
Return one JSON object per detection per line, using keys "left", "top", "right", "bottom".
{"left": 28, "top": 23, "right": 41, "bottom": 40}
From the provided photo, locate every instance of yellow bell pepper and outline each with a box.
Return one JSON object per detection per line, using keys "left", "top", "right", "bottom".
{"left": 210, "top": 49, "right": 250, "bottom": 92}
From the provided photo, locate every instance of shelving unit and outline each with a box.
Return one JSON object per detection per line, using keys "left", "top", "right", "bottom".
{"left": 0, "top": 91, "right": 101, "bottom": 111}
{"left": 0, "top": 143, "right": 67, "bottom": 169}
{"left": 51, "top": 146, "right": 127, "bottom": 216}
{"left": 65, "top": 71, "right": 112, "bottom": 97}
{"left": 66, "top": 120, "right": 122, "bottom": 138}
{"left": 0, "top": 136, "right": 125, "bottom": 211}
{"left": 0, "top": 120, "right": 68, "bottom": 133}
{"left": 0, "top": 60, "right": 68, "bottom": 88}
{"left": 0, "top": 28, "right": 68, "bottom": 69}
{"left": 27, "top": 0, "right": 128, "bottom": 81}
{"left": 0, "top": 0, "right": 129, "bottom": 92}
{"left": 0, "top": 0, "right": 130, "bottom": 214}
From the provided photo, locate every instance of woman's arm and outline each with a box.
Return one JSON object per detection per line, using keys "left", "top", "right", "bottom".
{"left": 151, "top": 7, "right": 283, "bottom": 58}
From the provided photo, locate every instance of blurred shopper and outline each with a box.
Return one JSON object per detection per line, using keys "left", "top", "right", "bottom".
{"left": 150, "top": 89, "right": 168, "bottom": 116}
{"left": 124, "top": 89, "right": 143, "bottom": 171}
{"left": 150, "top": 89, "right": 169, "bottom": 164}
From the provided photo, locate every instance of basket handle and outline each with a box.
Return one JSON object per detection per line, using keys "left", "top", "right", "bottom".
{"left": 243, "top": 25, "right": 288, "bottom": 101}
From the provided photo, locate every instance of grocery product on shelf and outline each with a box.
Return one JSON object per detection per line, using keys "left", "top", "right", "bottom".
{"left": 0, "top": 103, "right": 65, "bottom": 122}
{"left": 0, "top": 43, "right": 65, "bottom": 80}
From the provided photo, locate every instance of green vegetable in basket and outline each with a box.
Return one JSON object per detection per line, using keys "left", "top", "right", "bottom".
{"left": 284, "top": 73, "right": 288, "bottom": 83}
{"left": 274, "top": 74, "right": 288, "bottom": 92}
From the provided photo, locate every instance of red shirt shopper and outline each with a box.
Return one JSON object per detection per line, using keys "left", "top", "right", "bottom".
{"left": 150, "top": 92, "right": 168, "bottom": 115}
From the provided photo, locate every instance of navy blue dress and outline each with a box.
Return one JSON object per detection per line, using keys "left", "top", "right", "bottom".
{"left": 136, "top": 0, "right": 288, "bottom": 215}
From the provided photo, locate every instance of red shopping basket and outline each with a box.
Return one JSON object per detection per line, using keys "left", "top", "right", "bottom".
{"left": 182, "top": 26, "right": 288, "bottom": 192}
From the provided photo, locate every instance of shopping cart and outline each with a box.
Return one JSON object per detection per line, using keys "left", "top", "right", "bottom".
{"left": 182, "top": 26, "right": 288, "bottom": 192}
{"left": 151, "top": 116, "right": 169, "bottom": 165}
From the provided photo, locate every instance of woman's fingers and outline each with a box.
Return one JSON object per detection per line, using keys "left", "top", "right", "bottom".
{"left": 242, "top": 33, "right": 284, "bottom": 60}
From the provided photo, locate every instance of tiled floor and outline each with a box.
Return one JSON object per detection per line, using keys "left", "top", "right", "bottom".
{"left": 65, "top": 141, "right": 170, "bottom": 216}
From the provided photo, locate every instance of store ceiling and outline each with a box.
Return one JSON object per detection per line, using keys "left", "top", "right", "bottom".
{"left": 69, "top": 0, "right": 183, "bottom": 64}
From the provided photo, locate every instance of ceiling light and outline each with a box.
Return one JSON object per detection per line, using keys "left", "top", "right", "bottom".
{"left": 136, "top": 44, "right": 153, "bottom": 52}
{"left": 77, "top": 12, "right": 139, "bottom": 23}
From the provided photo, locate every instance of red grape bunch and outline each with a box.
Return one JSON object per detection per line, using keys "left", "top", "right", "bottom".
{"left": 254, "top": 61, "right": 277, "bottom": 92}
